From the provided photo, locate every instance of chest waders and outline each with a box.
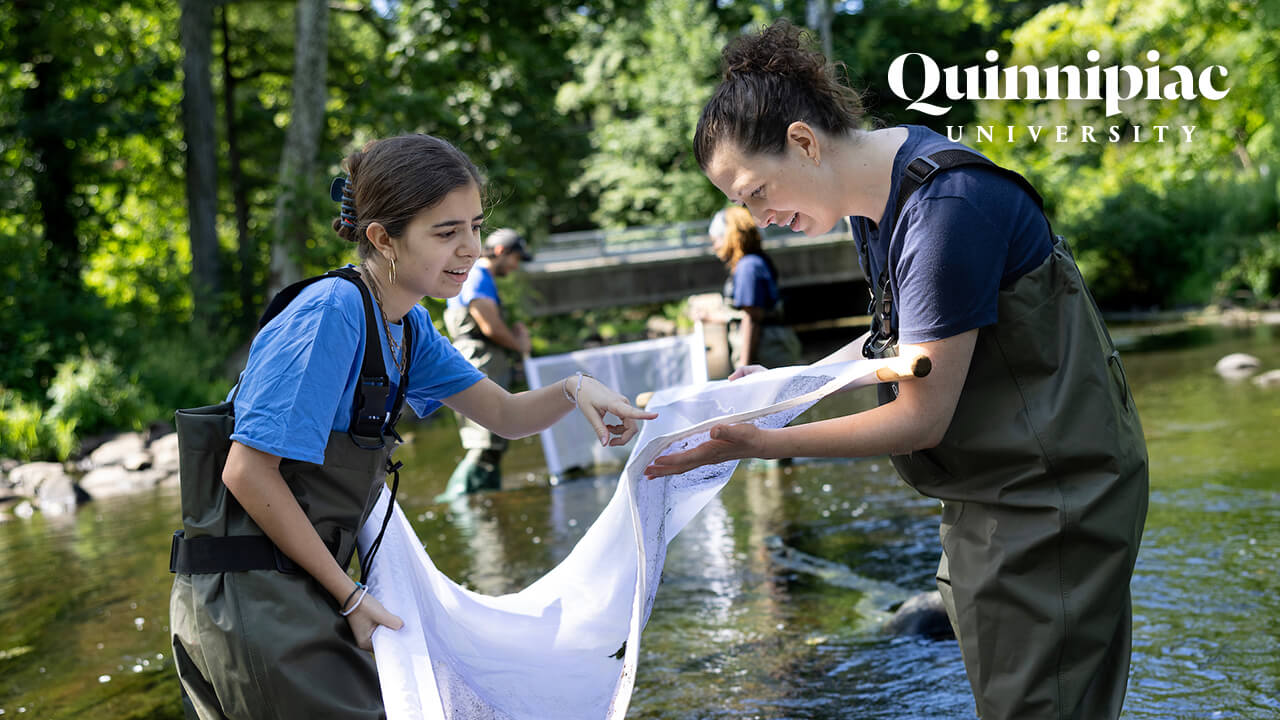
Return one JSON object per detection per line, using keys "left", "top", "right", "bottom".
{"left": 860, "top": 153, "right": 1149, "bottom": 720}
{"left": 168, "top": 268, "right": 411, "bottom": 720}
{"left": 441, "top": 293, "right": 508, "bottom": 498}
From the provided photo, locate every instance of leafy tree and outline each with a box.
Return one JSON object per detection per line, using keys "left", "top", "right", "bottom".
{"left": 973, "top": 0, "right": 1280, "bottom": 307}
{"left": 556, "top": 0, "right": 728, "bottom": 228}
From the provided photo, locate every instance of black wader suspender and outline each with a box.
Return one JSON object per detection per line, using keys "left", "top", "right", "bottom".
{"left": 170, "top": 268, "right": 411, "bottom": 584}
{"left": 860, "top": 150, "right": 1052, "bottom": 359}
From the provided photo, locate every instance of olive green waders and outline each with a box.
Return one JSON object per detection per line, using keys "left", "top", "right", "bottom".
{"left": 169, "top": 268, "right": 408, "bottom": 720}
{"left": 868, "top": 238, "right": 1149, "bottom": 719}
{"left": 441, "top": 302, "right": 511, "bottom": 498}
{"left": 169, "top": 414, "right": 392, "bottom": 719}
{"left": 861, "top": 152, "right": 1149, "bottom": 719}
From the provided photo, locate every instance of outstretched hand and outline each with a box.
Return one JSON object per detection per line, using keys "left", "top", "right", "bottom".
{"left": 346, "top": 590, "right": 403, "bottom": 651}
{"left": 728, "top": 364, "right": 766, "bottom": 380}
{"left": 643, "top": 422, "right": 766, "bottom": 478}
{"left": 573, "top": 376, "right": 659, "bottom": 447}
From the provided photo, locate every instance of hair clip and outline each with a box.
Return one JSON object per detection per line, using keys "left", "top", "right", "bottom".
{"left": 330, "top": 176, "right": 358, "bottom": 230}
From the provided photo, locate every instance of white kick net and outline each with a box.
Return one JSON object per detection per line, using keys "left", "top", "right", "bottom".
{"left": 360, "top": 345, "right": 901, "bottom": 719}
{"left": 521, "top": 330, "right": 708, "bottom": 479}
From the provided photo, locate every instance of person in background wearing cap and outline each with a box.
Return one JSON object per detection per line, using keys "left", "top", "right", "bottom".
{"left": 439, "top": 228, "right": 534, "bottom": 499}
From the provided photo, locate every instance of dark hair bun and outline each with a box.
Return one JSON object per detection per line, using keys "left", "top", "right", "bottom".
{"left": 694, "top": 20, "right": 863, "bottom": 168}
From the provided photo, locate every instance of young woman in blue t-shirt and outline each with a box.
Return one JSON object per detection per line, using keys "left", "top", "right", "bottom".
{"left": 171, "top": 134, "right": 655, "bottom": 719}
{"left": 646, "top": 21, "right": 1148, "bottom": 720}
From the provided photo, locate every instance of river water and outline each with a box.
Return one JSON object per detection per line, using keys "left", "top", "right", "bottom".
{"left": 1, "top": 323, "right": 1277, "bottom": 719}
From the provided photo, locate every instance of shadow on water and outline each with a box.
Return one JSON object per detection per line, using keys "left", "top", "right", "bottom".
{"left": 1, "top": 324, "right": 1278, "bottom": 718}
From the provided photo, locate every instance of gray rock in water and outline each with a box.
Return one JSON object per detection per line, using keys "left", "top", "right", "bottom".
{"left": 7, "top": 462, "right": 71, "bottom": 498}
{"left": 36, "top": 472, "right": 82, "bottom": 516}
{"left": 149, "top": 432, "right": 180, "bottom": 474}
{"left": 87, "top": 432, "right": 147, "bottom": 468}
{"left": 1252, "top": 369, "right": 1280, "bottom": 388}
{"left": 1215, "top": 353, "right": 1261, "bottom": 380}
{"left": 884, "top": 591, "right": 954, "bottom": 640}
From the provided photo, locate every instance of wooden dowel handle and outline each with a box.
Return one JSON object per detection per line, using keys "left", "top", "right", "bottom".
{"left": 635, "top": 391, "right": 654, "bottom": 409}
{"left": 875, "top": 353, "right": 932, "bottom": 382}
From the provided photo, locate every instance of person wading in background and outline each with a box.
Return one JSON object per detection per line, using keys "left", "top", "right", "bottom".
{"left": 439, "top": 228, "right": 534, "bottom": 499}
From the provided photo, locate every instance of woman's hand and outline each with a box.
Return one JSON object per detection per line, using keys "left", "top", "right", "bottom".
{"left": 643, "top": 422, "right": 767, "bottom": 478}
{"left": 728, "top": 364, "right": 766, "bottom": 380}
{"left": 572, "top": 375, "right": 658, "bottom": 447}
{"left": 345, "top": 589, "right": 404, "bottom": 651}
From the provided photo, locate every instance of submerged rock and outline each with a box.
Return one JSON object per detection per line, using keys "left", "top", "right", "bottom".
{"left": 884, "top": 591, "right": 954, "bottom": 640}
{"left": 1252, "top": 369, "right": 1280, "bottom": 388}
{"left": 1214, "top": 353, "right": 1261, "bottom": 380}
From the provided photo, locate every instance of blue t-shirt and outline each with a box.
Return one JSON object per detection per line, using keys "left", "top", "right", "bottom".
{"left": 230, "top": 271, "right": 485, "bottom": 464}
{"left": 446, "top": 264, "right": 500, "bottom": 312}
{"left": 850, "top": 125, "right": 1052, "bottom": 344}
{"left": 727, "top": 254, "right": 780, "bottom": 311}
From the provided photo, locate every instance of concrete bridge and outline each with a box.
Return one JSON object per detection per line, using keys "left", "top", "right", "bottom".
{"left": 522, "top": 218, "right": 871, "bottom": 327}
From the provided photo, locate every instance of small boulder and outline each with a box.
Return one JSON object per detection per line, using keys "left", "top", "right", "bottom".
{"left": 1215, "top": 353, "right": 1262, "bottom": 380}
{"left": 87, "top": 432, "right": 147, "bottom": 468}
{"left": 1252, "top": 369, "right": 1280, "bottom": 388}
{"left": 7, "top": 462, "right": 71, "bottom": 498}
{"left": 149, "top": 433, "right": 180, "bottom": 474}
{"left": 884, "top": 591, "right": 954, "bottom": 640}
{"left": 79, "top": 465, "right": 140, "bottom": 499}
{"left": 122, "top": 451, "right": 152, "bottom": 472}
{"left": 36, "top": 473, "right": 82, "bottom": 516}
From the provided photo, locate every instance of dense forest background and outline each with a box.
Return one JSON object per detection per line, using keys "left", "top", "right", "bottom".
{"left": 2, "top": 0, "right": 1277, "bottom": 460}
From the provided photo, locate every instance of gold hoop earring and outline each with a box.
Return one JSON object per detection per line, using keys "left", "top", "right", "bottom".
{"left": 388, "top": 257, "right": 397, "bottom": 286}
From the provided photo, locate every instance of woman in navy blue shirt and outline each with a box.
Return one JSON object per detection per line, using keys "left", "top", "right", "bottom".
{"left": 647, "top": 21, "right": 1148, "bottom": 720}
{"left": 709, "top": 206, "right": 802, "bottom": 369}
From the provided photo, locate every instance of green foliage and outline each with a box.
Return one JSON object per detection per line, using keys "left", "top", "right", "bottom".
{"left": 1066, "top": 175, "right": 1278, "bottom": 307}
{"left": 556, "top": 0, "right": 727, "bottom": 227}
{"left": 967, "top": 0, "right": 1280, "bottom": 308}
{"left": 46, "top": 352, "right": 149, "bottom": 438}
{"left": 0, "top": 388, "right": 77, "bottom": 462}
{"left": 1216, "top": 232, "right": 1280, "bottom": 304}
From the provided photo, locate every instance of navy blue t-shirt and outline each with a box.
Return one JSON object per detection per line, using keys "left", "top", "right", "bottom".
{"left": 850, "top": 125, "right": 1052, "bottom": 344}
{"left": 726, "top": 254, "right": 781, "bottom": 311}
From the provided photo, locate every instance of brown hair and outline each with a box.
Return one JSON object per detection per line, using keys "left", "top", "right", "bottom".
{"left": 694, "top": 20, "right": 864, "bottom": 170}
{"left": 717, "top": 206, "right": 767, "bottom": 272}
{"left": 332, "top": 134, "right": 483, "bottom": 258}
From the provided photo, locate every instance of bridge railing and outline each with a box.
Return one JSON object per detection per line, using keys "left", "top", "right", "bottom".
{"left": 536, "top": 216, "right": 853, "bottom": 262}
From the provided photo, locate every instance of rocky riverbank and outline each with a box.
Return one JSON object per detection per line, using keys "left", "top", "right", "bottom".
{"left": 0, "top": 429, "right": 179, "bottom": 522}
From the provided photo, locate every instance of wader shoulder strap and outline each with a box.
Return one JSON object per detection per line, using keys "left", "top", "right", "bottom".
{"left": 892, "top": 149, "right": 1047, "bottom": 227}
{"left": 863, "top": 150, "right": 1051, "bottom": 359}
{"left": 255, "top": 268, "right": 412, "bottom": 443}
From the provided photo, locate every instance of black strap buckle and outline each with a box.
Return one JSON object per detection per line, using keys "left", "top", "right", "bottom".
{"left": 905, "top": 156, "right": 941, "bottom": 185}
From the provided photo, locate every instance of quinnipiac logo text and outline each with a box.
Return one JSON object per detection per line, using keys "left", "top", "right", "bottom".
{"left": 888, "top": 50, "right": 1230, "bottom": 144}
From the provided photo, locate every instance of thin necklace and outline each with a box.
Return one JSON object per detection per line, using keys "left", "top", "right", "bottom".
{"left": 359, "top": 263, "right": 407, "bottom": 377}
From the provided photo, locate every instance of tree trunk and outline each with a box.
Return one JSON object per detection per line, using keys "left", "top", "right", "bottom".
{"left": 221, "top": 5, "right": 256, "bottom": 328}
{"left": 180, "top": 0, "right": 222, "bottom": 323}
{"left": 268, "top": 0, "right": 330, "bottom": 297}
{"left": 807, "top": 0, "right": 834, "bottom": 58}
{"left": 14, "top": 0, "right": 81, "bottom": 293}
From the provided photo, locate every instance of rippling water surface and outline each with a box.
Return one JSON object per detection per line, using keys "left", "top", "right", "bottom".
{"left": 0, "top": 324, "right": 1276, "bottom": 719}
